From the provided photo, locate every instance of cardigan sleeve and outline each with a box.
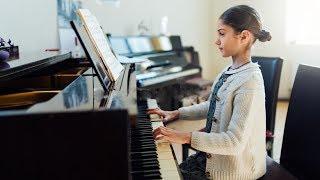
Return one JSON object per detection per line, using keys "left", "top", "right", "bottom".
{"left": 190, "top": 78, "right": 264, "bottom": 155}
{"left": 178, "top": 101, "right": 210, "bottom": 120}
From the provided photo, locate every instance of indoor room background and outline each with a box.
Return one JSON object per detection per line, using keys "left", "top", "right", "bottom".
{"left": 1, "top": 0, "right": 319, "bottom": 99}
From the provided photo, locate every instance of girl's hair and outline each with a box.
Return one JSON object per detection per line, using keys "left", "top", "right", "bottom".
{"left": 220, "top": 5, "right": 271, "bottom": 42}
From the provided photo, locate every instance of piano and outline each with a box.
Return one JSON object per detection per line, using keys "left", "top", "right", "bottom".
{"left": 109, "top": 35, "right": 202, "bottom": 110}
{"left": 109, "top": 35, "right": 201, "bottom": 88}
{"left": 0, "top": 51, "right": 181, "bottom": 179}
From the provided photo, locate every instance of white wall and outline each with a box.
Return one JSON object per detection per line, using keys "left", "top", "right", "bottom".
{"left": 0, "top": 0, "right": 59, "bottom": 53}
{"left": 81, "top": 0, "right": 214, "bottom": 80}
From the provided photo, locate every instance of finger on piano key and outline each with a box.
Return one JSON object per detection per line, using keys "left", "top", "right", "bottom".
{"left": 152, "top": 121, "right": 169, "bottom": 144}
{"left": 146, "top": 108, "right": 159, "bottom": 112}
{"left": 150, "top": 114, "right": 163, "bottom": 122}
{"left": 146, "top": 108, "right": 160, "bottom": 115}
{"left": 147, "top": 99, "right": 165, "bottom": 121}
{"left": 154, "top": 133, "right": 169, "bottom": 144}
{"left": 146, "top": 99, "right": 181, "bottom": 179}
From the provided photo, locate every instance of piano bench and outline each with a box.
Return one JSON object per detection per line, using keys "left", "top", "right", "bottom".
{"left": 258, "top": 156, "right": 297, "bottom": 180}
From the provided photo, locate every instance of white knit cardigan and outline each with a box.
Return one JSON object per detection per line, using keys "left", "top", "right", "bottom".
{"left": 178, "top": 62, "right": 266, "bottom": 180}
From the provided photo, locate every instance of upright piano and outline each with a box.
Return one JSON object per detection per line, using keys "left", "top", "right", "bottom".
{"left": 0, "top": 50, "right": 182, "bottom": 179}
{"left": 109, "top": 35, "right": 202, "bottom": 110}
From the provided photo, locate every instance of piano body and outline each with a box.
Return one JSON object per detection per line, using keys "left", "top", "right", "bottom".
{"left": 0, "top": 51, "right": 181, "bottom": 179}
{"left": 109, "top": 35, "right": 202, "bottom": 110}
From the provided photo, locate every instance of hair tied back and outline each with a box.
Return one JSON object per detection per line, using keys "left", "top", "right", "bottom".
{"left": 258, "top": 29, "right": 272, "bottom": 42}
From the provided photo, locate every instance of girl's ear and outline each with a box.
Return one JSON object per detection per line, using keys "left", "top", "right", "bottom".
{"left": 240, "top": 30, "right": 251, "bottom": 43}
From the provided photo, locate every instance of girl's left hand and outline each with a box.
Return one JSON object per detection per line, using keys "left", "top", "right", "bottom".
{"left": 153, "top": 126, "right": 191, "bottom": 144}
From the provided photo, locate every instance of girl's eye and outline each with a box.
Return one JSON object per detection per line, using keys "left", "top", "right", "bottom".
{"left": 219, "top": 32, "right": 225, "bottom": 36}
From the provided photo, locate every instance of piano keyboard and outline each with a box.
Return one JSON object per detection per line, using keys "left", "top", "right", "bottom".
{"left": 137, "top": 68, "right": 200, "bottom": 87}
{"left": 130, "top": 99, "right": 180, "bottom": 179}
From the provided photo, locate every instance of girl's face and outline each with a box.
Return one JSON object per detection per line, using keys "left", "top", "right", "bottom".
{"left": 215, "top": 20, "right": 250, "bottom": 57}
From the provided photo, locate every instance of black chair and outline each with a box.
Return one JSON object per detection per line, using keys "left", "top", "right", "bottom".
{"left": 279, "top": 64, "right": 320, "bottom": 179}
{"left": 252, "top": 56, "right": 283, "bottom": 157}
{"left": 260, "top": 64, "right": 320, "bottom": 179}
{"left": 182, "top": 57, "right": 283, "bottom": 160}
{"left": 258, "top": 156, "right": 297, "bottom": 180}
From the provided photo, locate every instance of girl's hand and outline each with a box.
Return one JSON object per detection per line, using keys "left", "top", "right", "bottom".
{"left": 153, "top": 126, "right": 191, "bottom": 144}
{"left": 147, "top": 108, "right": 179, "bottom": 123}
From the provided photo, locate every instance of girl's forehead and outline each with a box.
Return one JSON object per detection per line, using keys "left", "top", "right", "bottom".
{"left": 217, "top": 20, "right": 232, "bottom": 31}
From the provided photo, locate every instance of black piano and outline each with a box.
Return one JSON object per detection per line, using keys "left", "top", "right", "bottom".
{"left": 109, "top": 35, "right": 202, "bottom": 110}
{"left": 0, "top": 15, "right": 205, "bottom": 178}
{"left": 0, "top": 50, "right": 182, "bottom": 179}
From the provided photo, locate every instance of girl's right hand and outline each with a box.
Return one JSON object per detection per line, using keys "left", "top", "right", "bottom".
{"left": 147, "top": 108, "right": 180, "bottom": 123}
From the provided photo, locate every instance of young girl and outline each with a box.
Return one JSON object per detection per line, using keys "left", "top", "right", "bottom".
{"left": 150, "top": 5, "right": 271, "bottom": 180}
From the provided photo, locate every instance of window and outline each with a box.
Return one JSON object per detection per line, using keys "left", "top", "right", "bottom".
{"left": 286, "top": 0, "right": 320, "bottom": 45}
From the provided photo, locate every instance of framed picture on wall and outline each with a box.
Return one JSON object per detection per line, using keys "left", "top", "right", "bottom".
{"left": 57, "top": 0, "right": 84, "bottom": 54}
{"left": 58, "top": 0, "right": 82, "bottom": 28}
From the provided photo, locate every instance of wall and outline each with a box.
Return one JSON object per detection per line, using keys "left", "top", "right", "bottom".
{"left": 81, "top": 0, "right": 214, "bottom": 80}
{"left": 0, "top": 0, "right": 59, "bottom": 53}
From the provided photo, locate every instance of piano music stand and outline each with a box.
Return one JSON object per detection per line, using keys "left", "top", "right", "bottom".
{"left": 70, "top": 20, "right": 114, "bottom": 93}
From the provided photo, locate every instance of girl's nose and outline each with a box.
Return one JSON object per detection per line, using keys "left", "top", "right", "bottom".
{"left": 215, "top": 39, "right": 220, "bottom": 45}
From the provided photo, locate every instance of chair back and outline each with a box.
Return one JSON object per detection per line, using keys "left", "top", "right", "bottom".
{"left": 252, "top": 56, "right": 283, "bottom": 135}
{"left": 280, "top": 64, "right": 320, "bottom": 179}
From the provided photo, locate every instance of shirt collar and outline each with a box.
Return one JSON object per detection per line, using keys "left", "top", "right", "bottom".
{"left": 224, "top": 61, "right": 260, "bottom": 75}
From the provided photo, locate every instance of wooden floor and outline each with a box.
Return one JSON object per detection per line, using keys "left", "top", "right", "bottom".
{"left": 167, "top": 101, "right": 289, "bottom": 164}
{"left": 273, "top": 100, "right": 289, "bottom": 162}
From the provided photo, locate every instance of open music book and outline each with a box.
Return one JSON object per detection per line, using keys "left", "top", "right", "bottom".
{"left": 76, "top": 9, "right": 123, "bottom": 82}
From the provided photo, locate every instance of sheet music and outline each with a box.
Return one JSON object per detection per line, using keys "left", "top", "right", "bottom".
{"left": 77, "top": 9, "right": 123, "bottom": 81}
{"left": 116, "top": 55, "right": 147, "bottom": 64}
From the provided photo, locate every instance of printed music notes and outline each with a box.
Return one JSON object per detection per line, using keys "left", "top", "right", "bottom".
{"left": 76, "top": 9, "right": 123, "bottom": 82}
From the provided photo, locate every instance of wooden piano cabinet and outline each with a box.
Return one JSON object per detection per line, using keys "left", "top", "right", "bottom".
{"left": 0, "top": 90, "right": 60, "bottom": 110}
{"left": 0, "top": 64, "right": 88, "bottom": 110}
{"left": 0, "top": 67, "right": 87, "bottom": 92}
{"left": 52, "top": 67, "right": 88, "bottom": 89}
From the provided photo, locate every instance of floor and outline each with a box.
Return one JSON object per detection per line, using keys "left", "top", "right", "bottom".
{"left": 272, "top": 101, "right": 289, "bottom": 162}
{"left": 167, "top": 100, "right": 289, "bottom": 164}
